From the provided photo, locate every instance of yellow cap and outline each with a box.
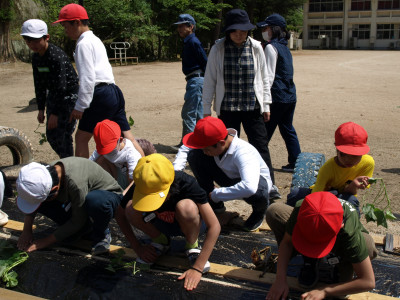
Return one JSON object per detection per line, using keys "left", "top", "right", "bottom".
{"left": 132, "top": 154, "right": 175, "bottom": 212}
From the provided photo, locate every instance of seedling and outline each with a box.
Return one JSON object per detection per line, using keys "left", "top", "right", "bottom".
{"left": 361, "top": 178, "right": 396, "bottom": 228}
{"left": 128, "top": 116, "right": 135, "bottom": 127}
{"left": 34, "top": 123, "right": 47, "bottom": 145}
{"left": 105, "top": 249, "right": 145, "bottom": 276}
{"left": 0, "top": 240, "right": 28, "bottom": 288}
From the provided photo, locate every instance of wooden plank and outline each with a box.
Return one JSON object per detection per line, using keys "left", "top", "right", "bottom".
{"left": 2, "top": 220, "right": 398, "bottom": 299}
{"left": 0, "top": 287, "right": 47, "bottom": 300}
{"left": 2, "top": 220, "right": 36, "bottom": 231}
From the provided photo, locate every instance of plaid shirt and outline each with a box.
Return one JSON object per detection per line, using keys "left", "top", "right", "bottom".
{"left": 221, "top": 37, "right": 256, "bottom": 111}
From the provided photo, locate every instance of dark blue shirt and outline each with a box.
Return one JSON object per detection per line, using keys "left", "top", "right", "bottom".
{"left": 182, "top": 33, "right": 208, "bottom": 75}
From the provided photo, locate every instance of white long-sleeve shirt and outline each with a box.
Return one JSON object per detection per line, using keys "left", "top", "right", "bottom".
{"left": 74, "top": 31, "right": 114, "bottom": 112}
{"left": 264, "top": 44, "right": 278, "bottom": 88}
{"left": 174, "top": 129, "right": 273, "bottom": 201}
{"left": 211, "top": 129, "right": 272, "bottom": 201}
{"left": 89, "top": 139, "right": 141, "bottom": 180}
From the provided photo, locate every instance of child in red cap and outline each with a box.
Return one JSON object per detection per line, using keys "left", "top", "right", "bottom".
{"left": 266, "top": 192, "right": 377, "bottom": 299}
{"left": 53, "top": 4, "right": 143, "bottom": 158}
{"left": 287, "top": 122, "right": 374, "bottom": 214}
{"left": 90, "top": 119, "right": 145, "bottom": 189}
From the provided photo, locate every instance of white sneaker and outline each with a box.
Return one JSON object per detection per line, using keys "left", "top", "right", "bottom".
{"left": 0, "top": 210, "right": 9, "bottom": 226}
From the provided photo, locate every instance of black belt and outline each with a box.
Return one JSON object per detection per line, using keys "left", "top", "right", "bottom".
{"left": 186, "top": 73, "right": 204, "bottom": 81}
{"left": 96, "top": 82, "right": 110, "bottom": 88}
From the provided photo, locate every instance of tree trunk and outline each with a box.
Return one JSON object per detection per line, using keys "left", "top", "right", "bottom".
{"left": 212, "top": 0, "right": 224, "bottom": 44}
{"left": 0, "top": 0, "right": 16, "bottom": 63}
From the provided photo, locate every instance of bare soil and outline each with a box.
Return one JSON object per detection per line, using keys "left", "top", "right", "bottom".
{"left": 0, "top": 50, "right": 399, "bottom": 236}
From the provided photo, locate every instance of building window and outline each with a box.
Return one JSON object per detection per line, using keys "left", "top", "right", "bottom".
{"left": 352, "top": 24, "right": 370, "bottom": 39}
{"left": 377, "top": 24, "right": 398, "bottom": 39}
{"left": 351, "top": 0, "right": 371, "bottom": 10}
{"left": 309, "top": 0, "right": 344, "bottom": 12}
{"left": 308, "top": 25, "right": 343, "bottom": 39}
{"left": 378, "top": 0, "right": 400, "bottom": 9}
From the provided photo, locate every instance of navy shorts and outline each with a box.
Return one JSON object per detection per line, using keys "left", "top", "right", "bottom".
{"left": 152, "top": 216, "right": 207, "bottom": 237}
{"left": 78, "top": 83, "right": 131, "bottom": 133}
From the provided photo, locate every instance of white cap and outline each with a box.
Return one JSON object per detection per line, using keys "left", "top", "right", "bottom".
{"left": 16, "top": 162, "right": 52, "bottom": 214}
{"left": 21, "top": 19, "right": 48, "bottom": 38}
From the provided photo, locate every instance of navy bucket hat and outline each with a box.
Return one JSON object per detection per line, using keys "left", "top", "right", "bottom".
{"left": 223, "top": 9, "right": 255, "bottom": 32}
{"left": 256, "top": 13, "right": 287, "bottom": 29}
{"left": 174, "top": 14, "right": 196, "bottom": 26}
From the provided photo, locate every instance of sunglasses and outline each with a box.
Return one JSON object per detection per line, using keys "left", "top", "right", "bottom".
{"left": 23, "top": 36, "right": 43, "bottom": 42}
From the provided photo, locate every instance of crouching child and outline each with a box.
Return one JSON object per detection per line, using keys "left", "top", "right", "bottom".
{"left": 115, "top": 153, "right": 220, "bottom": 291}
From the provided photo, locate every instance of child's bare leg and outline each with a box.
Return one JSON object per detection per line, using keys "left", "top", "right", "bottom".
{"left": 175, "top": 199, "right": 201, "bottom": 245}
{"left": 75, "top": 129, "right": 92, "bottom": 158}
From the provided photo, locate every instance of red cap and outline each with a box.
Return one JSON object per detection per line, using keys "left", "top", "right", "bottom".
{"left": 93, "top": 120, "right": 121, "bottom": 155}
{"left": 182, "top": 117, "right": 228, "bottom": 149}
{"left": 292, "top": 192, "right": 343, "bottom": 259}
{"left": 335, "top": 122, "right": 369, "bottom": 155}
{"left": 53, "top": 4, "right": 89, "bottom": 24}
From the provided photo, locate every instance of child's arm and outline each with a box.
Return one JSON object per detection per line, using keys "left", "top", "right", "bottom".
{"left": 301, "top": 256, "right": 375, "bottom": 300}
{"left": 115, "top": 202, "right": 158, "bottom": 262}
{"left": 17, "top": 214, "right": 35, "bottom": 251}
{"left": 178, "top": 202, "right": 221, "bottom": 290}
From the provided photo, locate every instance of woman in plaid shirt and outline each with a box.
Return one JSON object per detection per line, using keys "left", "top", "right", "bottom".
{"left": 202, "top": 9, "right": 280, "bottom": 200}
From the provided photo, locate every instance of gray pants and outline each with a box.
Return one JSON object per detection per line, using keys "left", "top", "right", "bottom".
{"left": 266, "top": 202, "right": 378, "bottom": 282}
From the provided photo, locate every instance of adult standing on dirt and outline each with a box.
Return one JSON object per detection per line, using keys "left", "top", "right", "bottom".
{"left": 53, "top": 4, "right": 144, "bottom": 158}
{"left": 21, "top": 19, "right": 78, "bottom": 158}
{"left": 173, "top": 14, "right": 208, "bottom": 148}
{"left": 257, "top": 14, "right": 301, "bottom": 173}
{"left": 202, "top": 9, "right": 280, "bottom": 199}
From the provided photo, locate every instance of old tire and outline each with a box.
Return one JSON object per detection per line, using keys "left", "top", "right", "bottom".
{"left": 0, "top": 126, "right": 34, "bottom": 166}
{"left": 291, "top": 152, "right": 325, "bottom": 191}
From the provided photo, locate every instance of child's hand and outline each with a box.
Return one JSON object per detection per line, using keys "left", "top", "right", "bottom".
{"left": 354, "top": 176, "right": 370, "bottom": 190}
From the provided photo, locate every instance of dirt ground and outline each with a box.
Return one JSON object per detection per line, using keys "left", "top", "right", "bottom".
{"left": 0, "top": 50, "right": 399, "bottom": 236}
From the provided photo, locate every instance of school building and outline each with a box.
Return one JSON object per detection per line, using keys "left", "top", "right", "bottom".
{"left": 302, "top": 0, "right": 400, "bottom": 49}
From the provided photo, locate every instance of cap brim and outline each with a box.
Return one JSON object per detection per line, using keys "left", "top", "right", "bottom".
{"left": 174, "top": 21, "right": 190, "bottom": 25}
{"left": 336, "top": 145, "right": 370, "bottom": 156}
{"left": 21, "top": 33, "right": 45, "bottom": 38}
{"left": 292, "top": 224, "right": 337, "bottom": 258}
{"left": 17, "top": 196, "right": 41, "bottom": 214}
{"left": 182, "top": 132, "right": 207, "bottom": 149}
{"left": 256, "top": 21, "right": 267, "bottom": 28}
{"left": 132, "top": 186, "right": 171, "bottom": 212}
{"left": 223, "top": 23, "right": 255, "bottom": 32}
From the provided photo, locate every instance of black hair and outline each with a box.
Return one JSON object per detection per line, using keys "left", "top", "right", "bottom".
{"left": 210, "top": 134, "right": 229, "bottom": 148}
{"left": 0, "top": 169, "right": 13, "bottom": 199}
{"left": 270, "top": 25, "right": 290, "bottom": 40}
{"left": 68, "top": 19, "right": 89, "bottom": 26}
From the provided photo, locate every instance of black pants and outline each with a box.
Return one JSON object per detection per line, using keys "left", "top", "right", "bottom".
{"left": 219, "top": 108, "right": 275, "bottom": 184}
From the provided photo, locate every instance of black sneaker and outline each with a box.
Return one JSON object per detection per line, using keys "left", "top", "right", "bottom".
{"left": 298, "top": 256, "right": 319, "bottom": 289}
{"left": 186, "top": 247, "right": 210, "bottom": 273}
{"left": 210, "top": 200, "right": 226, "bottom": 214}
{"left": 269, "top": 185, "right": 282, "bottom": 201}
{"left": 243, "top": 211, "right": 265, "bottom": 232}
{"left": 281, "top": 164, "right": 295, "bottom": 173}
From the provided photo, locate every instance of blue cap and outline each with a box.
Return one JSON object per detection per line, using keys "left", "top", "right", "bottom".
{"left": 174, "top": 14, "right": 196, "bottom": 26}
{"left": 256, "top": 13, "right": 286, "bottom": 29}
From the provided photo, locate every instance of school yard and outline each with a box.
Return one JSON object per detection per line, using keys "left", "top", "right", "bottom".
{"left": 1, "top": 49, "right": 399, "bottom": 235}
{"left": 0, "top": 49, "right": 400, "bottom": 299}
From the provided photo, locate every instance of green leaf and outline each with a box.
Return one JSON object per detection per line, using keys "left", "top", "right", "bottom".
{"left": 385, "top": 210, "right": 397, "bottom": 221}
{"left": 128, "top": 116, "right": 135, "bottom": 126}
{"left": 375, "top": 208, "right": 388, "bottom": 228}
